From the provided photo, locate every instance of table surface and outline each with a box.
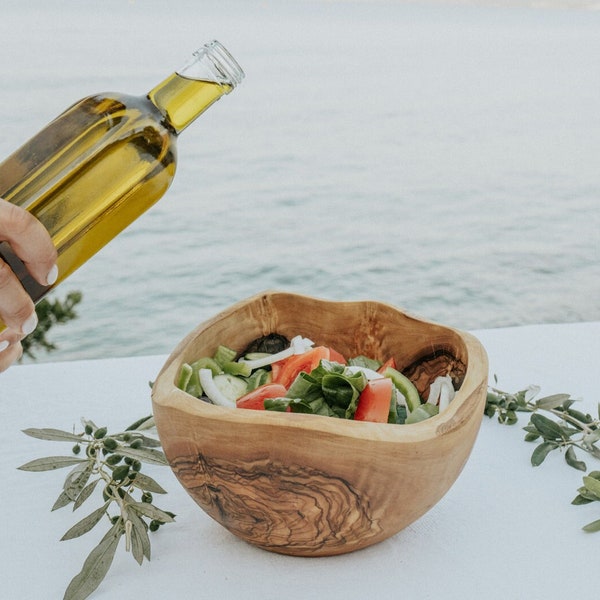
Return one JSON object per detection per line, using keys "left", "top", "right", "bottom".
{"left": 1, "top": 321, "right": 598, "bottom": 600}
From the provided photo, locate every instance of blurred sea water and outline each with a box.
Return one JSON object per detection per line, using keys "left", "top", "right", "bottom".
{"left": 0, "top": 0, "right": 598, "bottom": 362}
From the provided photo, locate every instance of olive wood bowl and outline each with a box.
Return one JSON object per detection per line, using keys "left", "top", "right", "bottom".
{"left": 151, "top": 291, "right": 488, "bottom": 556}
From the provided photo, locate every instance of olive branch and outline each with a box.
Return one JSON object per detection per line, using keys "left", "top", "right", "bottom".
{"left": 21, "top": 291, "right": 82, "bottom": 359}
{"left": 485, "top": 377, "right": 600, "bottom": 532}
{"left": 18, "top": 415, "right": 174, "bottom": 600}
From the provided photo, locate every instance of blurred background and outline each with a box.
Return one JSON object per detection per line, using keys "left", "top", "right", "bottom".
{"left": 1, "top": 0, "right": 598, "bottom": 362}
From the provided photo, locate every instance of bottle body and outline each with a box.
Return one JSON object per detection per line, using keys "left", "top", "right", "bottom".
{"left": 0, "top": 92, "right": 177, "bottom": 301}
{"left": 0, "top": 40, "right": 243, "bottom": 305}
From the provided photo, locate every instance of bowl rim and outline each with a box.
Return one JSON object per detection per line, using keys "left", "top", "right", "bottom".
{"left": 152, "top": 291, "right": 488, "bottom": 445}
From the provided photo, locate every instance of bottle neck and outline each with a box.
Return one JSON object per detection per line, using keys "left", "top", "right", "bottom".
{"left": 147, "top": 40, "right": 244, "bottom": 134}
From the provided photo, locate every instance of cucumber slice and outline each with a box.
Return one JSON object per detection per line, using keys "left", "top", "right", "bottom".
{"left": 213, "top": 374, "right": 248, "bottom": 403}
{"left": 190, "top": 357, "right": 221, "bottom": 375}
{"left": 383, "top": 367, "right": 422, "bottom": 413}
{"left": 213, "top": 345, "right": 237, "bottom": 367}
{"left": 222, "top": 361, "right": 252, "bottom": 377}
{"left": 177, "top": 363, "right": 193, "bottom": 391}
{"left": 243, "top": 352, "right": 273, "bottom": 361}
{"left": 405, "top": 403, "right": 439, "bottom": 424}
{"left": 246, "top": 368, "right": 271, "bottom": 391}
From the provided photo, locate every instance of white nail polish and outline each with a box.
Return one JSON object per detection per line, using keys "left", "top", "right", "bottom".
{"left": 46, "top": 264, "right": 59, "bottom": 286}
{"left": 22, "top": 312, "right": 38, "bottom": 336}
{"left": 0, "top": 340, "right": 9, "bottom": 352}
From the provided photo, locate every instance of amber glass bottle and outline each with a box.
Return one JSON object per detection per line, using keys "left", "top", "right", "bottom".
{"left": 0, "top": 40, "right": 244, "bottom": 307}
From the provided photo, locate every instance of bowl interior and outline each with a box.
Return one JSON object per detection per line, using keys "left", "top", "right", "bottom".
{"left": 161, "top": 291, "right": 472, "bottom": 403}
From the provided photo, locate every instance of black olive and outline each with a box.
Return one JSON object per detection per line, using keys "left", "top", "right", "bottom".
{"left": 237, "top": 333, "right": 290, "bottom": 358}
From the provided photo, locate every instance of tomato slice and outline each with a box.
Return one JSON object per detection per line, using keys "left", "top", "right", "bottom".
{"left": 377, "top": 357, "right": 397, "bottom": 374}
{"left": 270, "top": 361, "right": 283, "bottom": 383}
{"left": 328, "top": 347, "right": 347, "bottom": 364}
{"left": 236, "top": 383, "right": 288, "bottom": 410}
{"left": 354, "top": 377, "right": 393, "bottom": 423}
{"left": 271, "top": 346, "right": 331, "bottom": 389}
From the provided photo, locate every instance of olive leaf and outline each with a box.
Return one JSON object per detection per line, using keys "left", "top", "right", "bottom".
{"left": 534, "top": 394, "right": 572, "bottom": 411}
{"left": 582, "top": 519, "right": 600, "bottom": 533}
{"left": 572, "top": 473, "right": 600, "bottom": 504}
{"left": 128, "top": 501, "right": 175, "bottom": 523}
{"left": 126, "top": 510, "right": 151, "bottom": 565}
{"left": 582, "top": 475, "right": 600, "bottom": 499}
{"left": 530, "top": 413, "right": 566, "bottom": 441}
{"left": 572, "top": 492, "right": 593, "bottom": 506}
{"left": 524, "top": 431, "right": 540, "bottom": 442}
{"left": 130, "top": 472, "right": 167, "bottom": 495}
{"left": 531, "top": 441, "right": 559, "bottom": 467}
{"left": 565, "top": 446, "right": 587, "bottom": 472}
{"left": 125, "top": 415, "right": 155, "bottom": 431}
{"left": 64, "top": 463, "right": 93, "bottom": 501}
{"left": 64, "top": 520, "right": 123, "bottom": 600}
{"left": 22, "top": 428, "right": 83, "bottom": 443}
{"left": 113, "top": 432, "right": 162, "bottom": 448}
{"left": 73, "top": 479, "right": 100, "bottom": 511}
{"left": 115, "top": 444, "right": 169, "bottom": 466}
{"left": 52, "top": 490, "right": 74, "bottom": 512}
{"left": 18, "top": 456, "right": 87, "bottom": 472}
{"left": 61, "top": 502, "right": 110, "bottom": 541}
{"left": 576, "top": 473, "right": 600, "bottom": 532}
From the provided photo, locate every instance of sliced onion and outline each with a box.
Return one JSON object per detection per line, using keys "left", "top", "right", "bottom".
{"left": 427, "top": 375, "right": 455, "bottom": 412}
{"left": 394, "top": 388, "right": 407, "bottom": 408}
{"left": 291, "top": 335, "right": 314, "bottom": 354}
{"left": 344, "top": 365, "right": 384, "bottom": 381}
{"left": 238, "top": 335, "right": 314, "bottom": 369}
{"left": 438, "top": 376, "right": 455, "bottom": 412}
{"left": 199, "top": 369, "right": 236, "bottom": 407}
{"left": 427, "top": 377, "right": 442, "bottom": 405}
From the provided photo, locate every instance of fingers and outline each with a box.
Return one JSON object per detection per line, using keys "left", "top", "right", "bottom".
{"left": 0, "top": 257, "right": 38, "bottom": 333}
{"left": 0, "top": 339, "right": 23, "bottom": 373}
{"left": 0, "top": 199, "right": 56, "bottom": 370}
{"left": 0, "top": 199, "right": 58, "bottom": 286}
{"left": 0, "top": 342, "right": 23, "bottom": 372}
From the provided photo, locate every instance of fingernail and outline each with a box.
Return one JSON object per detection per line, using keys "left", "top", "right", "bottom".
{"left": 46, "top": 264, "right": 58, "bottom": 286}
{"left": 22, "top": 311, "right": 38, "bottom": 336}
{"left": 0, "top": 340, "right": 9, "bottom": 352}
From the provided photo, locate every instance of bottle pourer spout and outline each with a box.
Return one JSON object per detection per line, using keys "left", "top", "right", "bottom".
{"left": 177, "top": 40, "right": 245, "bottom": 90}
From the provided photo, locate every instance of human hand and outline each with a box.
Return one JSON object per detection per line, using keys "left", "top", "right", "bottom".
{"left": 0, "top": 198, "right": 58, "bottom": 372}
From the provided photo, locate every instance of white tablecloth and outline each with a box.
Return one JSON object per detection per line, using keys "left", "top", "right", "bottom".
{"left": 1, "top": 322, "right": 597, "bottom": 600}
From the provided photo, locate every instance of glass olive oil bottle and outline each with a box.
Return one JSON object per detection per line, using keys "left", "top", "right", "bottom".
{"left": 0, "top": 40, "right": 244, "bottom": 311}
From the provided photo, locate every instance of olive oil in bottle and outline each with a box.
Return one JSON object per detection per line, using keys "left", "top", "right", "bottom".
{"left": 0, "top": 40, "right": 244, "bottom": 309}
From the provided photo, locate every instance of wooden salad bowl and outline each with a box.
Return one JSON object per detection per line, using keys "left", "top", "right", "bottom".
{"left": 151, "top": 291, "right": 488, "bottom": 556}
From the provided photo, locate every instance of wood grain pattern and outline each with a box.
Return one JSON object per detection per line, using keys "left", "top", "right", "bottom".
{"left": 152, "top": 291, "right": 489, "bottom": 556}
{"left": 170, "top": 451, "right": 380, "bottom": 553}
